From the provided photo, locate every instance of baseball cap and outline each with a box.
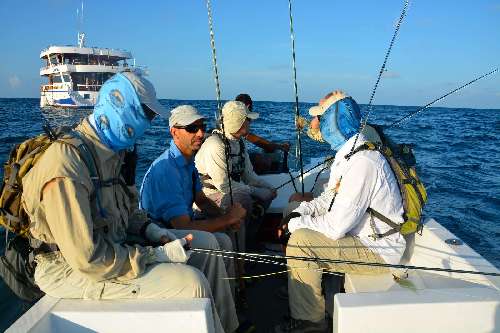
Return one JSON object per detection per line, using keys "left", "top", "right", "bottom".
{"left": 169, "top": 105, "right": 205, "bottom": 128}
{"left": 121, "top": 71, "right": 170, "bottom": 119}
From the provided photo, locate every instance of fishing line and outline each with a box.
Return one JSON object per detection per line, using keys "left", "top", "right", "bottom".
{"left": 198, "top": 249, "right": 344, "bottom": 280}
{"left": 350, "top": 0, "right": 410, "bottom": 155}
{"left": 389, "top": 68, "right": 499, "bottom": 128}
{"left": 287, "top": 0, "right": 305, "bottom": 195}
{"left": 192, "top": 247, "right": 500, "bottom": 277}
{"left": 274, "top": 156, "right": 334, "bottom": 190}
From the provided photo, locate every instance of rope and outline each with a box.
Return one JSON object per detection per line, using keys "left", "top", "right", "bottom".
{"left": 192, "top": 247, "right": 500, "bottom": 277}
{"left": 287, "top": 0, "right": 305, "bottom": 195}
{"left": 389, "top": 68, "right": 499, "bottom": 128}
{"left": 349, "top": 0, "right": 410, "bottom": 155}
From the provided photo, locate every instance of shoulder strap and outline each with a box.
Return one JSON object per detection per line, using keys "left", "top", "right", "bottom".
{"left": 342, "top": 142, "right": 405, "bottom": 239}
{"left": 57, "top": 130, "right": 107, "bottom": 218}
{"left": 239, "top": 138, "right": 245, "bottom": 155}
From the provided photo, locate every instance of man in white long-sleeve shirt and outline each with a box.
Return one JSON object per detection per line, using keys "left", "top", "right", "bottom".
{"left": 275, "top": 94, "right": 406, "bottom": 333}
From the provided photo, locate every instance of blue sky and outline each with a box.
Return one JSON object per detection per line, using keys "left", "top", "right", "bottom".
{"left": 0, "top": 0, "right": 499, "bottom": 108}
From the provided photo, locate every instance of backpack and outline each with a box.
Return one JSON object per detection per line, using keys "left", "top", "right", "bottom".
{"left": 0, "top": 125, "right": 103, "bottom": 302}
{"left": 345, "top": 125, "right": 428, "bottom": 239}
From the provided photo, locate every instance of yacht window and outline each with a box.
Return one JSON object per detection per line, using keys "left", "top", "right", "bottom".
{"left": 52, "top": 75, "right": 62, "bottom": 83}
{"left": 62, "top": 74, "right": 71, "bottom": 82}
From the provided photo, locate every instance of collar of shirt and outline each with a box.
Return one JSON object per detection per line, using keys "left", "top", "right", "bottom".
{"left": 168, "top": 140, "right": 193, "bottom": 169}
{"left": 333, "top": 132, "right": 368, "bottom": 166}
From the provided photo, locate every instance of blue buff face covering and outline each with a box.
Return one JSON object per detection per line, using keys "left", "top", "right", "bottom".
{"left": 320, "top": 97, "right": 362, "bottom": 151}
{"left": 91, "top": 73, "right": 151, "bottom": 152}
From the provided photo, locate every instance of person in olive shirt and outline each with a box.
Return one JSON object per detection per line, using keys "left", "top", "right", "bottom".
{"left": 23, "top": 72, "right": 238, "bottom": 333}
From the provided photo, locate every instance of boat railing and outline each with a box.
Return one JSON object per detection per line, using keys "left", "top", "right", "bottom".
{"left": 40, "top": 84, "right": 67, "bottom": 92}
{"left": 40, "top": 63, "right": 139, "bottom": 71}
{"left": 76, "top": 84, "right": 102, "bottom": 92}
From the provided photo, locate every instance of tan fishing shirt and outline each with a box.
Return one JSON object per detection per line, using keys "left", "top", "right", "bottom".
{"left": 22, "top": 118, "right": 155, "bottom": 282}
{"left": 195, "top": 130, "right": 273, "bottom": 195}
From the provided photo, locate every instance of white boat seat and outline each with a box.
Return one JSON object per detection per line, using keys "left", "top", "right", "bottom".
{"left": 344, "top": 270, "right": 425, "bottom": 293}
{"left": 7, "top": 296, "right": 215, "bottom": 333}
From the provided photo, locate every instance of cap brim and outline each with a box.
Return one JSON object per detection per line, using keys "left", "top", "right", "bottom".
{"left": 309, "top": 105, "right": 324, "bottom": 116}
{"left": 145, "top": 99, "right": 170, "bottom": 120}
{"left": 247, "top": 112, "right": 259, "bottom": 120}
{"left": 170, "top": 114, "right": 206, "bottom": 128}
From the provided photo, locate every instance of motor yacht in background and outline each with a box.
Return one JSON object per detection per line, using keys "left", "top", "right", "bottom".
{"left": 39, "top": 31, "right": 144, "bottom": 108}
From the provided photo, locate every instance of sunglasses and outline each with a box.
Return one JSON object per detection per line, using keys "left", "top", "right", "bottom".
{"left": 174, "top": 123, "right": 207, "bottom": 134}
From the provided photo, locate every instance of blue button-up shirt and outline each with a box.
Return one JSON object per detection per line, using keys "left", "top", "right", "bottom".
{"left": 139, "top": 142, "right": 202, "bottom": 223}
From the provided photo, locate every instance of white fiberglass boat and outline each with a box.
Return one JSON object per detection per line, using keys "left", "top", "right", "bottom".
{"left": 6, "top": 158, "right": 500, "bottom": 333}
{"left": 39, "top": 32, "right": 144, "bottom": 109}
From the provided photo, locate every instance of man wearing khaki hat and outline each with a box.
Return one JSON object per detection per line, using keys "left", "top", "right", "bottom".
{"left": 195, "top": 101, "right": 277, "bottom": 251}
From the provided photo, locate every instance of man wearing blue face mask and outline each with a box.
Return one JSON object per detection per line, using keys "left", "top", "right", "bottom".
{"left": 275, "top": 93, "right": 406, "bottom": 333}
{"left": 22, "top": 72, "right": 238, "bottom": 333}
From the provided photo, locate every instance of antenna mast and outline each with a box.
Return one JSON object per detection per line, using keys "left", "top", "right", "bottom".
{"left": 77, "top": 1, "right": 85, "bottom": 48}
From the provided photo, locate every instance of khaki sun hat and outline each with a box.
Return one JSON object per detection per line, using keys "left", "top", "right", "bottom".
{"left": 308, "top": 90, "right": 349, "bottom": 116}
{"left": 222, "top": 101, "right": 259, "bottom": 134}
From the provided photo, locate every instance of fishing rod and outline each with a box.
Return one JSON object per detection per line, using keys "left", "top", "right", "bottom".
{"left": 192, "top": 247, "right": 500, "bottom": 277}
{"left": 205, "top": 0, "right": 247, "bottom": 301}
{"left": 349, "top": 0, "right": 410, "bottom": 155}
{"left": 274, "top": 156, "right": 334, "bottom": 191}
{"left": 274, "top": 0, "right": 409, "bottom": 192}
{"left": 205, "top": 0, "right": 234, "bottom": 207}
{"left": 389, "top": 68, "right": 499, "bottom": 128}
{"left": 274, "top": 68, "right": 498, "bottom": 190}
{"left": 273, "top": 67, "right": 498, "bottom": 190}
{"left": 287, "top": 0, "right": 305, "bottom": 195}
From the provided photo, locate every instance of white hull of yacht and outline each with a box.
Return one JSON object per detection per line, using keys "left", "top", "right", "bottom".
{"left": 7, "top": 162, "right": 500, "bottom": 333}
{"left": 40, "top": 88, "right": 96, "bottom": 109}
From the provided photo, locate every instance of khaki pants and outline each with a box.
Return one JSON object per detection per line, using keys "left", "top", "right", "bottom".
{"left": 207, "top": 190, "right": 252, "bottom": 251}
{"left": 34, "top": 229, "right": 238, "bottom": 333}
{"left": 207, "top": 188, "right": 273, "bottom": 252}
{"left": 286, "top": 228, "right": 388, "bottom": 323}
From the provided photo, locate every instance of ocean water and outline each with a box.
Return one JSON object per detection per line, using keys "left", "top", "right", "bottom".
{"left": 0, "top": 98, "right": 499, "bottom": 329}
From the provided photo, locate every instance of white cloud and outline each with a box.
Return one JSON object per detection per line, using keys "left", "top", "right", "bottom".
{"left": 8, "top": 75, "right": 21, "bottom": 89}
{"left": 381, "top": 71, "right": 400, "bottom": 79}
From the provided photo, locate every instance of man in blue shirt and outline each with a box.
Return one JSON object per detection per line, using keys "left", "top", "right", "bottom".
{"left": 140, "top": 105, "right": 246, "bottom": 271}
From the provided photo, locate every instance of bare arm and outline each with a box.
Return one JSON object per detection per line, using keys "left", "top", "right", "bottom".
{"left": 169, "top": 202, "right": 246, "bottom": 233}
{"left": 246, "top": 133, "right": 289, "bottom": 153}
{"left": 194, "top": 191, "right": 224, "bottom": 218}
